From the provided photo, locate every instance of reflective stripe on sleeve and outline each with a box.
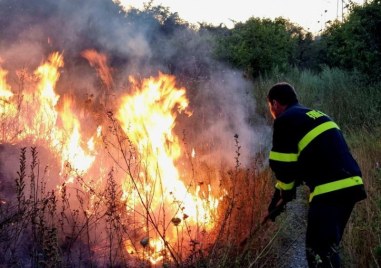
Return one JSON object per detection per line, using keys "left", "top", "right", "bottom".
{"left": 269, "top": 151, "right": 298, "bottom": 162}
{"left": 309, "top": 176, "right": 363, "bottom": 202}
{"left": 276, "top": 180, "right": 295, "bottom": 190}
{"left": 271, "top": 121, "right": 339, "bottom": 164}
{"left": 298, "top": 121, "right": 340, "bottom": 153}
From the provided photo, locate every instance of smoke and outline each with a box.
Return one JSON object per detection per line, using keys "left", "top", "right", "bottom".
{"left": 0, "top": 0, "right": 274, "bottom": 179}
{"left": 0, "top": 0, "right": 270, "bottom": 167}
{"left": 0, "top": 0, "right": 272, "bottom": 265}
{"left": 187, "top": 68, "right": 271, "bottom": 166}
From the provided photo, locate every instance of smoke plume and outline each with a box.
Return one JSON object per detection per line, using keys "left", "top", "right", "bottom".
{"left": 0, "top": 0, "right": 270, "bottom": 167}
{"left": 0, "top": 0, "right": 273, "bottom": 265}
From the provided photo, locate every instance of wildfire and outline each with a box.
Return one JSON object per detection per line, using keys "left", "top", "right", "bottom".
{"left": 0, "top": 66, "right": 17, "bottom": 139}
{"left": 0, "top": 67, "right": 13, "bottom": 100}
{"left": 58, "top": 96, "right": 96, "bottom": 173}
{"left": 116, "top": 73, "right": 220, "bottom": 262}
{"left": 117, "top": 74, "right": 219, "bottom": 224}
{"left": 0, "top": 51, "right": 222, "bottom": 265}
{"left": 0, "top": 52, "right": 97, "bottom": 174}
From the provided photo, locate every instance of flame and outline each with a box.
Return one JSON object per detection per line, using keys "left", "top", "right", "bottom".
{"left": 58, "top": 96, "right": 96, "bottom": 173}
{"left": 81, "top": 49, "right": 114, "bottom": 110}
{"left": 0, "top": 52, "right": 96, "bottom": 174}
{"left": 117, "top": 73, "right": 218, "bottom": 222}
{"left": 81, "top": 49, "right": 113, "bottom": 90}
{"left": 19, "top": 52, "right": 62, "bottom": 141}
{"left": 0, "top": 66, "right": 17, "bottom": 141}
{"left": 116, "top": 73, "right": 220, "bottom": 261}
{"left": 0, "top": 68, "right": 13, "bottom": 100}
{"left": 0, "top": 51, "right": 222, "bottom": 265}
{"left": 35, "top": 52, "right": 62, "bottom": 107}
{"left": 191, "top": 148, "right": 196, "bottom": 158}
{"left": 147, "top": 238, "right": 167, "bottom": 264}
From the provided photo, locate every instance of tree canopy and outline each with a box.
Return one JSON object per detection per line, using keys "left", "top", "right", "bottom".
{"left": 321, "top": 0, "right": 381, "bottom": 81}
{"left": 212, "top": 0, "right": 381, "bottom": 82}
{"left": 214, "top": 17, "right": 308, "bottom": 78}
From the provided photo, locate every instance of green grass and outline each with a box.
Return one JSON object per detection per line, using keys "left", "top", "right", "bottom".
{"left": 253, "top": 67, "right": 381, "bottom": 131}
{"left": 252, "top": 67, "right": 381, "bottom": 267}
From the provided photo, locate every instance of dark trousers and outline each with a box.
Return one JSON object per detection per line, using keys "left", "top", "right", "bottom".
{"left": 305, "top": 201, "right": 355, "bottom": 268}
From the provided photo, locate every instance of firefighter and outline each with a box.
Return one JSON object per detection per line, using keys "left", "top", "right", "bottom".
{"left": 266, "top": 82, "right": 367, "bottom": 267}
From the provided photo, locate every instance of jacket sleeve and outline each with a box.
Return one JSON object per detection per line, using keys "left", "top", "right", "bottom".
{"left": 269, "top": 116, "right": 300, "bottom": 191}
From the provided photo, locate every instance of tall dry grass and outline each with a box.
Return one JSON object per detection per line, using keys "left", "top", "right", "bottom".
{"left": 0, "top": 122, "right": 275, "bottom": 267}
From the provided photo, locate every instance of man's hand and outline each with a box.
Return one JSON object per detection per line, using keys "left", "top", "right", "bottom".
{"left": 280, "top": 187, "right": 296, "bottom": 202}
{"left": 267, "top": 189, "right": 283, "bottom": 222}
{"left": 267, "top": 202, "right": 285, "bottom": 222}
{"left": 266, "top": 187, "right": 296, "bottom": 222}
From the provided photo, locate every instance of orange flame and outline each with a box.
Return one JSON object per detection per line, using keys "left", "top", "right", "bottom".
{"left": 58, "top": 96, "right": 96, "bottom": 174}
{"left": 116, "top": 73, "right": 220, "bottom": 261}
{"left": 0, "top": 52, "right": 97, "bottom": 174}
{"left": 0, "top": 51, "right": 222, "bottom": 265}
{"left": 0, "top": 67, "right": 13, "bottom": 100}
{"left": 0, "top": 66, "right": 17, "bottom": 140}
{"left": 81, "top": 49, "right": 113, "bottom": 93}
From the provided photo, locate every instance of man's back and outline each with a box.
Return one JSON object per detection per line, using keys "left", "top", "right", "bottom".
{"left": 271, "top": 103, "right": 366, "bottom": 204}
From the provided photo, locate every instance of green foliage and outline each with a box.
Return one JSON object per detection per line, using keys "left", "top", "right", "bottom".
{"left": 125, "top": 1, "right": 188, "bottom": 35}
{"left": 214, "top": 17, "right": 307, "bottom": 78}
{"left": 253, "top": 67, "right": 381, "bottom": 131}
{"left": 211, "top": 0, "right": 381, "bottom": 82}
{"left": 298, "top": 67, "right": 381, "bottom": 130}
{"left": 321, "top": 0, "right": 381, "bottom": 81}
{"left": 375, "top": 245, "right": 381, "bottom": 259}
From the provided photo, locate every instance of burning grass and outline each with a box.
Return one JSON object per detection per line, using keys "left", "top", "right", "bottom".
{"left": 0, "top": 143, "right": 272, "bottom": 267}
{"left": 0, "top": 51, "right": 273, "bottom": 267}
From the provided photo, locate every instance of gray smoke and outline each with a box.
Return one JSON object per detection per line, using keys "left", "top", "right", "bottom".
{"left": 0, "top": 1, "right": 272, "bottom": 265}
{"left": 0, "top": 0, "right": 270, "bottom": 169}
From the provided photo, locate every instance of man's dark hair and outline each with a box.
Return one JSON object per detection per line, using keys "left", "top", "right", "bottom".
{"left": 267, "top": 82, "right": 298, "bottom": 105}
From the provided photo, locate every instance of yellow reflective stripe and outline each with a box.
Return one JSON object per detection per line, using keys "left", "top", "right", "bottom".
{"left": 298, "top": 121, "right": 340, "bottom": 153}
{"left": 270, "top": 151, "right": 298, "bottom": 162}
{"left": 276, "top": 180, "right": 295, "bottom": 190}
{"left": 271, "top": 121, "right": 339, "bottom": 163}
{"left": 309, "top": 176, "right": 363, "bottom": 202}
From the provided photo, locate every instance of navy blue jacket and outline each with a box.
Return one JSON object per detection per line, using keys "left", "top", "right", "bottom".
{"left": 269, "top": 103, "right": 366, "bottom": 204}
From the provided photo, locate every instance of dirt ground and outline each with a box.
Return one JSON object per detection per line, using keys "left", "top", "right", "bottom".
{"left": 272, "top": 186, "right": 309, "bottom": 268}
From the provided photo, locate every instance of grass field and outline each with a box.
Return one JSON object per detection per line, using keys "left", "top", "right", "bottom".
{"left": 252, "top": 67, "right": 381, "bottom": 267}
{"left": 0, "top": 66, "right": 379, "bottom": 267}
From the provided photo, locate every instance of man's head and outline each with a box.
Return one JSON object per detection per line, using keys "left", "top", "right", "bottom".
{"left": 267, "top": 82, "right": 298, "bottom": 119}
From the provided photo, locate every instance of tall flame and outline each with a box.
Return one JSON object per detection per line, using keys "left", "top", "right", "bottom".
{"left": 0, "top": 51, "right": 222, "bottom": 265}
{"left": 81, "top": 49, "right": 113, "bottom": 90}
{"left": 0, "top": 67, "right": 13, "bottom": 100}
{"left": 0, "top": 52, "right": 96, "bottom": 174}
{"left": 117, "top": 73, "right": 218, "bottom": 220}
{"left": 58, "top": 96, "right": 96, "bottom": 173}
{"left": 116, "top": 73, "right": 220, "bottom": 262}
{"left": 0, "top": 66, "right": 17, "bottom": 140}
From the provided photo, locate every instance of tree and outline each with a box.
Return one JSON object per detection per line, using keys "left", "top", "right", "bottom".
{"left": 321, "top": 0, "right": 381, "bottom": 81}
{"left": 214, "top": 17, "right": 311, "bottom": 78}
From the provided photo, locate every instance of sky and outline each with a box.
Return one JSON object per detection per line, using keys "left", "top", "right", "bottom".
{"left": 119, "top": 0, "right": 365, "bottom": 34}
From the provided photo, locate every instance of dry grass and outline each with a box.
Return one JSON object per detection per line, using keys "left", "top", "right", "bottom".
{"left": 342, "top": 128, "right": 381, "bottom": 267}
{"left": 0, "top": 129, "right": 277, "bottom": 267}
{"left": 1, "top": 66, "right": 379, "bottom": 267}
